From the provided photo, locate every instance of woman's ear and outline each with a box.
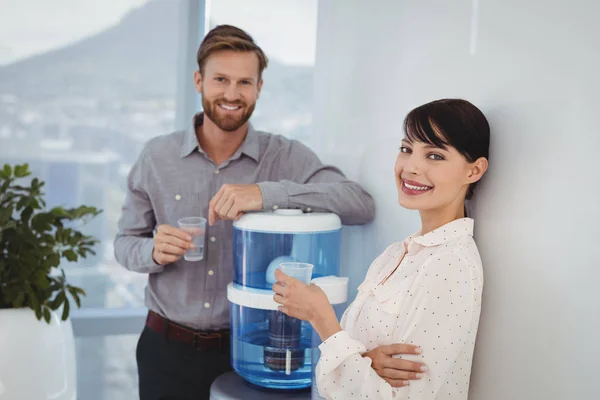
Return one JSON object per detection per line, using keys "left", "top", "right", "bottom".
{"left": 467, "top": 157, "right": 488, "bottom": 184}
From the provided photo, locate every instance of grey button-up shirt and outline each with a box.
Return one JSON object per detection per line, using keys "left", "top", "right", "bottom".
{"left": 114, "top": 113, "right": 375, "bottom": 330}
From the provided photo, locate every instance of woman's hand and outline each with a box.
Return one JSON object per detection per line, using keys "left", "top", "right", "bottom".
{"left": 271, "top": 269, "right": 330, "bottom": 323}
{"left": 272, "top": 269, "right": 342, "bottom": 340}
{"left": 363, "top": 344, "right": 428, "bottom": 387}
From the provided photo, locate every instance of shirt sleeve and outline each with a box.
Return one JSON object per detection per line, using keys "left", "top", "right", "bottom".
{"left": 257, "top": 139, "right": 375, "bottom": 225}
{"left": 113, "top": 149, "right": 164, "bottom": 274}
{"left": 315, "top": 252, "right": 478, "bottom": 399}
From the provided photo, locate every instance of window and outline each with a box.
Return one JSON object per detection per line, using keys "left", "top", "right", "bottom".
{"left": 0, "top": 0, "right": 318, "bottom": 398}
{"left": 207, "top": 0, "right": 318, "bottom": 142}
{"left": 0, "top": 0, "right": 189, "bottom": 311}
{"left": 1, "top": 0, "right": 194, "bottom": 398}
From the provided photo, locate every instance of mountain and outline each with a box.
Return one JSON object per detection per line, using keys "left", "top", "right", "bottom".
{"left": 0, "top": 0, "right": 313, "bottom": 110}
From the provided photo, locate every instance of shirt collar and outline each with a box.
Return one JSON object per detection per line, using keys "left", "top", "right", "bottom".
{"left": 411, "top": 217, "right": 474, "bottom": 248}
{"left": 179, "top": 113, "right": 260, "bottom": 162}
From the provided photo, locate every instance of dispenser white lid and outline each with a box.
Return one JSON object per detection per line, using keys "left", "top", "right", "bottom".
{"left": 311, "top": 276, "right": 349, "bottom": 305}
{"left": 227, "top": 276, "right": 348, "bottom": 310}
{"left": 233, "top": 209, "right": 342, "bottom": 233}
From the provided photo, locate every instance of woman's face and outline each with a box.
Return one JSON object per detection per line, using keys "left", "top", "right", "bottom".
{"left": 394, "top": 138, "right": 485, "bottom": 212}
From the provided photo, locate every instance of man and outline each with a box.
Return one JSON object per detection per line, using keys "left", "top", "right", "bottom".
{"left": 115, "top": 25, "right": 420, "bottom": 400}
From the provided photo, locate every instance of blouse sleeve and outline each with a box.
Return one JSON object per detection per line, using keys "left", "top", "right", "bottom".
{"left": 315, "top": 251, "right": 479, "bottom": 399}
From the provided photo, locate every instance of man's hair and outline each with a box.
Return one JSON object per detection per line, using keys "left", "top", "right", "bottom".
{"left": 197, "top": 25, "right": 269, "bottom": 79}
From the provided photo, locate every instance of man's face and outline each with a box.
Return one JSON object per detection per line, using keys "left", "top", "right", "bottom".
{"left": 195, "top": 50, "right": 263, "bottom": 132}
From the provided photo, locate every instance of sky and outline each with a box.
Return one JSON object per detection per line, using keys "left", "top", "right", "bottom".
{"left": 0, "top": 0, "right": 317, "bottom": 66}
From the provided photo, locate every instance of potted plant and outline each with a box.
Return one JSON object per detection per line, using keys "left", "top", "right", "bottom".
{"left": 0, "top": 163, "right": 101, "bottom": 400}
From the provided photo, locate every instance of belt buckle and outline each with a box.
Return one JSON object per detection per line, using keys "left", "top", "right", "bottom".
{"left": 193, "top": 331, "right": 222, "bottom": 350}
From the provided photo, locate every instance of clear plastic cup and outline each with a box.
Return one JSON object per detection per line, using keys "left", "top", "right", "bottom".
{"left": 278, "top": 262, "right": 314, "bottom": 284}
{"left": 177, "top": 217, "right": 206, "bottom": 261}
{"left": 267, "top": 262, "right": 314, "bottom": 375}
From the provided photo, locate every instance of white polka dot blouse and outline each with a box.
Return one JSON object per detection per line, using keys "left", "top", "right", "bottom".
{"left": 315, "top": 218, "right": 484, "bottom": 399}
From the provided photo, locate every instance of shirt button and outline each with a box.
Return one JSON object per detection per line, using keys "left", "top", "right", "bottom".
{"left": 208, "top": 270, "right": 214, "bottom": 276}
{"left": 175, "top": 194, "right": 181, "bottom": 201}
{"left": 215, "top": 170, "right": 220, "bottom": 174}
{"left": 272, "top": 205, "right": 279, "bottom": 210}
{"left": 210, "top": 236, "right": 216, "bottom": 242}
{"left": 204, "top": 302, "right": 211, "bottom": 308}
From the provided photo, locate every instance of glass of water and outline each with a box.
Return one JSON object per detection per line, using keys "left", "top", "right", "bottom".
{"left": 265, "top": 262, "right": 314, "bottom": 373}
{"left": 177, "top": 217, "right": 206, "bottom": 261}
{"left": 278, "top": 262, "right": 314, "bottom": 284}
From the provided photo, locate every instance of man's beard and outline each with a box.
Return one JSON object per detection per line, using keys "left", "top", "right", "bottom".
{"left": 202, "top": 96, "right": 256, "bottom": 132}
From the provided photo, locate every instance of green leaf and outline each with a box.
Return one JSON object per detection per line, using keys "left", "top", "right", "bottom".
{"left": 51, "top": 291, "right": 67, "bottom": 310}
{"left": 58, "top": 291, "right": 66, "bottom": 304}
{"left": 21, "top": 206, "right": 34, "bottom": 224}
{"left": 15, "top": 196, "right": 29, "bottom": 211}
{"left": 35, "top": 307, "right": 42, "bottom": 320}
{"left": 55, "top": 291, "right": 67, "bottom": 310}
{"left": 32, "top": 212, "right": 54, "bottom": 233}
{"left": 3, "top": 220, "right": 16, "bottom": 230}
{"left": 10, "top": 185, "right": 31, "bottom": 192}
{"left": 0, "top": 206, "right": 12, "bottom": 225}
{"left": 32, "top": 273, "right": 49, "bottom": 289}
{"left": 43, "top": 307, "right": 51, "bottom": 323}
{"left": 29, "top": 198, "right": 41, "bottom": 210}
{"left": 45, "top": 253, "right": 61, "bottom": 268}
{"left": 25, "top": 286, "right": 40, "bottom": 311}
{"left": 62, "top": 249, "right": 78, "bottom": 262}
{"left": 72, "top": 287, "right": 86, "bottom": 296}
{"left": 48, "top": 294, "right": 59, "bottom": 310}
{"left": 61, "top": 299, "right": 70, "bottom": 321}
{"left": 14, "top": 164, "right": 30, "bottom": 178}
{"left": 80, "top": 247, "right": 97, "bottom": 256}
{"left": 2, "top": 164, "right": 11, "bottom": 178}
{"left": 73, "top": 293, "right": 81, "bottom": 308}
{"left": 1, "top": 164, "right": 99, "bottom": 324}
{"left": 55, "top": 228, "right": 64, "bottom": 243}
{"left": 51, "top": 207, "right": 70, "bottom": 218}
{"left": 68, "top": 287, "right": 82, "bottom": 308}
{"left": 0, "top": 177, "right": 8, "bottom": 191}
{"left": 14, "top": 292, "right": 25, "bottom": 307}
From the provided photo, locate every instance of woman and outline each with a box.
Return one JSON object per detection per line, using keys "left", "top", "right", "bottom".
{"left": 273, "top": 98, "right": 490, "bottom": 399}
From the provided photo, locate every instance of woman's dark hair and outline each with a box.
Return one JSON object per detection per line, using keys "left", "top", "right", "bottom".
{"left": 403, "top": 98, "right": 490, "bottom": 200}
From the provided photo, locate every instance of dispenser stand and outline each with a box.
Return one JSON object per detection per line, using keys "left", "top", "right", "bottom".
{"left": 209, "top": 371, "right": 312, "bottom": 400}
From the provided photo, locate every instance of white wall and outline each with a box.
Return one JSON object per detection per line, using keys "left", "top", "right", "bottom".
{"left": 310, "top": 1, "right": 600, "bottom": 399}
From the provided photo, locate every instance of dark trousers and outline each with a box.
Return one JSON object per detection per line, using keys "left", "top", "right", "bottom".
{"left": 136, "top": 326, "right": 233, "bottom": 400}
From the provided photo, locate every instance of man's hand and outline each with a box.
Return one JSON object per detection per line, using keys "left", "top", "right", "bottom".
{"left": 208, "top": 184, "right": 263, "bottom": 225}
{"left": 152, "top": 224, "right": 194, "bottom": 265}
{"left": 363, "top": 344, "right": 428, "bottom": 388}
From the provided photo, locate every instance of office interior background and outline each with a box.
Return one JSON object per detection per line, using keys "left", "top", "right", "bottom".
{"left": 0, "top": 0, "right": 598, "bottom": 399}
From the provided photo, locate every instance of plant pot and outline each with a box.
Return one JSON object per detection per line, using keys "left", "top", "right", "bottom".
{"left": 0, "top": 308, "right": 76, "bottom": 400}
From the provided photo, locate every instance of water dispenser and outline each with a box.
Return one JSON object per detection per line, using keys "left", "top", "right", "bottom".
{"left": 227, "top": 209, "right": 348, "bottom": 391}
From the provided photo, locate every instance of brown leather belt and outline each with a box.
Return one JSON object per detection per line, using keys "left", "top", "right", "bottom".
{"left": 145, "top": 310, "right": 230, "bottom": 350}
